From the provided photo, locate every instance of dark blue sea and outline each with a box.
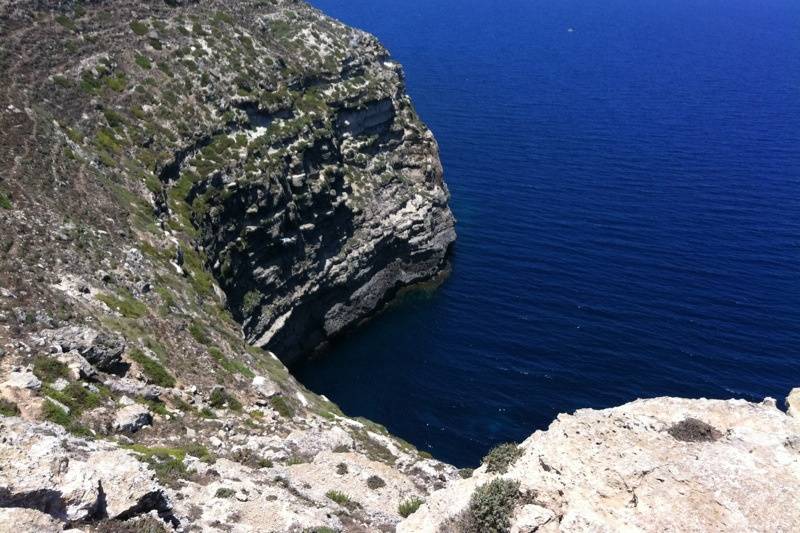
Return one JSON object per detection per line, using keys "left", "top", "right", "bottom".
{"left": 296, "top": 0, "right": 800, "bottom": 467}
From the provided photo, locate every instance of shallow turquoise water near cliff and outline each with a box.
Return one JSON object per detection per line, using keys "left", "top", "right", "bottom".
{"left": 296, "top": 0, "right": 800, "bottom": 467}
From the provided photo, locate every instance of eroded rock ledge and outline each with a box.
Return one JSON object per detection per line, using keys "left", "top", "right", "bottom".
{"left": 399, "top": 390, "right": 800, "bottom": 532}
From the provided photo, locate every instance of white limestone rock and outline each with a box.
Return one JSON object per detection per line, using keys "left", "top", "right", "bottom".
{"left": 399, "top": 394, "right": 800, "bottom": 532}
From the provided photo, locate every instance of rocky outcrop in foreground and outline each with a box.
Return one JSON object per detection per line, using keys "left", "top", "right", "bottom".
{"left": 399, "top": 390, "right": 800, "bottom": 532}
{"left": 2, "top": 390, "right": 797, "bottom": 531}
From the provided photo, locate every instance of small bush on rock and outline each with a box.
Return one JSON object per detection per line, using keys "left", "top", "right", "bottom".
{"left": 270, "top": 395, "right": 294, "bottom": 418}
{"left": 0, "top": 398, "right": 20, "bottom": 416}
{"left": 466, "top": 478, "right": 521, "bottom": 532}
{"left": 215, "top": 487, "right": 235, "bottom": 498}
{"left": 325, "top": 490, "right": 360, "bottom": 510}
{"left": 398, "top": 497, "right": 424, "bottom": 518}
{"left": 128, "top": 349, "right": 176, "bottom": 388}
{"left": 366, "top": 475, "right": 385, "bottom": 490}
{"left": 482, "top": 442, "right": 523, "bottom": 474}
{"left": 32, "top": 355, "right": 70, "bottom": 382}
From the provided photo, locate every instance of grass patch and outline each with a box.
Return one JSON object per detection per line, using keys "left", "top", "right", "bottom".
{"left": 325, "top": 490, "right": 358, "bottom": 510}
{"left": 482, "top": 442, "right": 523, "bottom": 474}
{"left": 32, "top": 356, "right": 70, "bottom": 382}
{"left": 128, "top": 349, "right": 176, "bottom": 388}
{"left": 188, "top": 321, "right": 211, "bottom": 345}
{"left": 96, "top": 291, "right": 147, "bottom": 318}
{"left": 42, "top": 399, "right": 72, "bottom": 426}
{"left": 209, "top": 347, "right": 254, "bottom": 378}
{"left": 199, "top": 407, "right": 216, "bottom": 419}
{"left": 0, "top": 398, "right": 20, "bottom": 416}
{"left": 125, "top": 444, "right": 187, "bottom": 487}
{"left": 44, "top": 382, "right": 104, "bottom": 416}
{"left": 0, "top": 191, "right": 12, "bottom": 209}
{"left": 270, "top": 396, "right": 294, "bottom": 418}
{"left": 130, "top": 20, "right": 149, "bottom": 36}
{"left": 104, "top": 74, "right": 127, "bottom": 92}
{"left": 398, "top": 497, "right": 424, "bottom": 518}
{"left": 41, "top": 399, "right": 92, "bottom": 437}
{"left": 135, "top": 54, "right": 152, "bottom": 69}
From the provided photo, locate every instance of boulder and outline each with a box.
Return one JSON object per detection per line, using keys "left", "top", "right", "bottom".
{"left": 2, "top": 370, "right": 41, "bottom": 391}
{"left": 252, "top": 375, "right": 279, "bottom": 399}
{"left": 42, "top": 326, "right": 125, "bottom": 372}
{"left": 113, "top": 404, "right": 153, "bottom": 433}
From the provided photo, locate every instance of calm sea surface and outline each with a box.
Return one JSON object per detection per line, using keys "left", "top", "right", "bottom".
{"left": 296, "top": 0, "right": 800, "bottom": 467}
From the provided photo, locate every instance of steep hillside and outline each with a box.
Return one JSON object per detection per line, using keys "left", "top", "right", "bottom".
{"left": 0, "top": 0, "right": 455, "bottom": 531}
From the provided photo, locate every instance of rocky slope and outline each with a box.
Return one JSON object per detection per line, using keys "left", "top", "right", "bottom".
{"left": 0, "top": 0, "right": 456, "bottom": 531}
{"left": 399, "top": 390, "right": 800, "bottom": 533}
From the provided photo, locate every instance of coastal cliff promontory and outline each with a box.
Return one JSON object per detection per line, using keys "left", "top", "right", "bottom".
{"left": 0, "top": 0, "right": 797, "bottom": 532}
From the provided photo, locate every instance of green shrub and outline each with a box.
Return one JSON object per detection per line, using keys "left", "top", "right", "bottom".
{"left": 105, "top": 74, "right": 127, "bottom": 92}
{"left": 42, "top": 399, "right": 72, "bottom": 426}
{"left": 125, "top": 444, "right": 187, "bottom": 486}
{"left": 270, "top": 396, "right": 294, "bottom": 418}
{"left": 208, "top": 347, "right": 254, "bottom": 378}
{"left": 135, "top": 54, "right": 152, "bottom": 69}
{"left": 103, "top": 108, "right": 125, "bottom": 128}
{"left": 188, "top": 321, "right": 211, "bottom": 345}
{"left": 130, "top": 20, "right": 149, "bottom": 36}
{"left": 467, "top": 478, "right": 521, "bottom": 532}
{"left": 94, "top": 129, "right": 122, "bottom": 154}
{"left": 482, "top": 443, "right": 523, "bottom": 474}
{"left": 398, "top": 497, "right": 424, "bottom": 518}
{"left": 325, "top": 490, "right": 358, "bottom": 510}
{"left": 128, "top": 349, "right": 176, "bottom": 388}
{"left": 366, "top": 475, "right": 385, "bottom": 490}
{"left": 0, "top": 398, "right": 20, "bottom": 416}
{"left": 184, "top": 443, "right": 214, "bottom": 463}
{"left": 209, "top": 387, "right": 241, "bottom": 411}
{"left": 32, "top": 356, "right": 70, "bottom": 382}
{"left": 45, "top": 382, "right": 103, "bottom": 415}
{"left": 55, "top": 15, "right": 76, "bottom": 31}
{"left": 0, "top": 192, "right": 12, "bottom": 209}
{"left": 241, "top": 289, "right": 262, "bottom": 315}
{"left": 215, "top": 487, "right": 235, "bottom": 498}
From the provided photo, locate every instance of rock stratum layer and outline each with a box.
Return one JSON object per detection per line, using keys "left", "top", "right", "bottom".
{"left": 0, "top": 0, "right": 798, "bottom": 532}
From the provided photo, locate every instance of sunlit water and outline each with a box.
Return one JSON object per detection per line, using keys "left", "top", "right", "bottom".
{"left": 295, "top": 0, "right": 800, "bottom": 467}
